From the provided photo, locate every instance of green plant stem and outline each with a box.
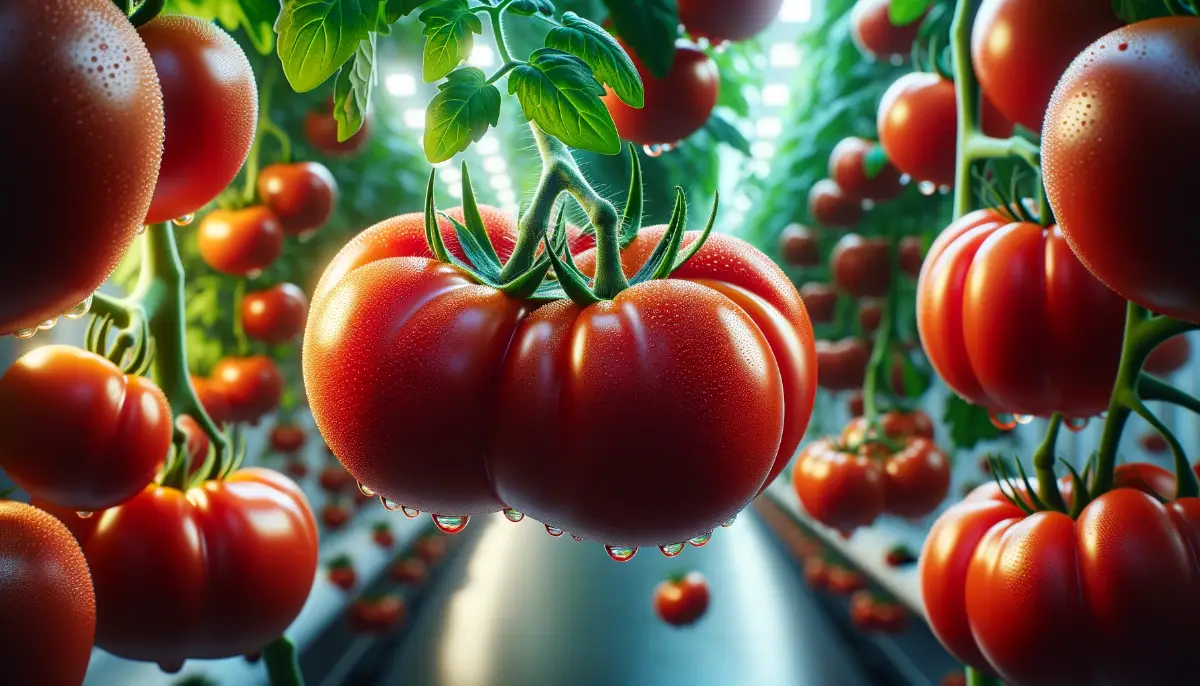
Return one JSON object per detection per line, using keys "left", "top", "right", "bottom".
{"left": 263, "top": 636, "right": 305, "bottom": 686}
{"left": 1139, "top": 374, "right": 1200, "bottom": 415}
{"left": 949, "top": 0, "right": 980, "bottom": 220}
{"left": 486, "top": 61, "right": 523, "bottom": 85}
{"left": 233, "top": 279, "right": 250, "bottom": 356}
{"left": 861, "top": 235, "right": 900, "bottom": 426}
{"left": 129, "top": 0, "right": 165, "bottom": 27}
{"left": 1032, "top": 413, "right": 1068, "bottom": 512}
{"left": 242, "top": 66, "right": 280, "bottom": 205}
{"left": 484, "top": 2, "right": 515, "bottom": 65}
{"left": 965, "top": 668, "right": 1002, "bottom": 686}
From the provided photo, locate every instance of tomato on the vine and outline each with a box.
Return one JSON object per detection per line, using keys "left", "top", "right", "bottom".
{"left": 1139, "top": 432, "right": 1168, "bottom": 455}
{"left": 602, "top": 40, "right": 719, "bottom": 146}
{"left": 210, "top": 355, "right": 283, "bottom": 424}
{"left": 808, "top": 179, "right": 864, "bottom": 228}
{"left": 793, "top": 439, "right": 886, "bottom": 535}
{"left": 898, "top": 235, "right": 924, "bottom": 277}
{"left": 832, "top": 234, "right": 891, "bottom": 298}
{"left": 349, "top": 595, "right": 406, "bottom": 634}
{"left": 197, "top": 206, "right": 284, "bottom": 277}
{"left": 0, "top": 346, "right": 170, "bottom": 511}
{"left": 328, "top": 557, "right": 356, "bottom": 591}
{"left": 1, "top": 0, "right": 164, "bottom": 336}
{"left": 815, "top": 338, "right": 870, "bottom": 391}
{"left": 829, "top": 137, "right": 903, "bottom": 201}
{"left": 804, "top": 557, "right": 830, "bottom": 589}
{"left": 243, "top": 283, "right": 308, "bottom": 345}
{"left": 878, "top": 72, "right": 957, "bottom": 187}
{"left": 257, "top": 162, "right": 338, "bottom": 237}
{"left": 800, "top": 283, "right": 838, "bottom": 324}
{"left": 390, "top": 557, "right": 428, "bottom": 586}
{"left": 139, "top": 16, "right": 257, "bottom": 224}
{"left": 305, "top": 100, "right": 372, "bottom": 157}
{"left": 1145, "top": 335, "right": 1191, "bottom": 376}
{"left": 852, "top": 592, "right": 906, "bottom": 633}
{"left": 780, "top": 224, "right": 821, "bottom": 267}
{"left": 677, "top": 0, "right": 783, "bottom": 43}
{"left": 177, "top": 415, "right": 210, "bottom": 473}
{"left": 284, "top": 459, "right": 309, "bottom": 479}
{"left": 851, "top": 0, "right": 924, "bottom": 59}
{"left": 269, "top": 425, "right": 306, "bottom": 454}
{"left": 372, "top": 523, "right": 395, "bottom": 548}
{"left": 858, "top": 299, "right": 883, "bottom": 336}
{"left": 190, "top": 375, "right": 231, "bottom": 425}
{"left": 654, "top": 572, "right": 710, "bottom": 627}
{"left": 321, "top": 503, "right": 351, "bottom": 530}
{"left": 842, "top": 411, "right": 949, "bottom": 518}
{"left": 825, "top": 565, "right": 865, "bottom": 595}
{"left": 917, "top": 208, "right": 1126, "bottom": 417}
{"left": 319, "top": 466, "right": 353, "bottom": 495}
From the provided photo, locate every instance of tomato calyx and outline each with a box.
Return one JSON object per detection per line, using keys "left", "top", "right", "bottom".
{"left": 328, "top": 554, "right": 353, "bottom": 571}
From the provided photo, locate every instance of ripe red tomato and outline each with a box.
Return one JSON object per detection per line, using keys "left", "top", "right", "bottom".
{"left": 197, "top": 206, "right": 284, "bottom": 277}
{"left": 190, "top": 375, "right": 231, "bottom": 425}
{"left": 804, "top": 557, "right": 830, "bottom": 589}
{"left": 349, "top": 595, "right": 405, "bottom": 634}
{"left": 1043, "top": 19, "right": 1200, "bottom": 323}
{"left": 305, "top": 101, "right": 372, "bottom": 157}
{"left": 390, "top": 558, "right": 429, "bottom": 586}
{"left": 1145, "top": 335, "right": 1191, "bottom": 376}
{"left": 373, "top": 524, "right": 395, "bottom": 548}
{"left": 829, "top": 137, "right": 903, "bottom": 201}
{"left": 1, "top": 0, "right": 164, "bottom": 335}
{"left": 832, "top": 234, "right": 891, "bottom": 298}
{"left": 319, "top": 467, "right": 352, "bottom": 494}
{"left": 921, "top": 467, "right": 1200, "bottom": 684}
{"left": 825, "top": 565, "right": 865, "bottom": 595}
{"left": 780, "top": 224, "right": 821, "bottom": 267}
{"left": 177, "top": 415, "right": 209, "bottom": 474}
{"left": 971, "top": 0, "right": 1121, "bottom": 132}
{"left": 654, "top": 572, "right": 710, "bottom": 626}
{"left": 898, "top": 235, "right": 924, "bottom": 277}
{"left": 851, "top": 0, "right": 924, "bottom": 59}
{"left": 843, "top": 412, "right": 949, "bottom": 518}
{"left": 917, "top": 209, "right": 1126, "bottom": 417}
{"left": 243, "top": 283, "right": 308, "bottom": 344}
{"left": 878, "top": 72, "right": 957, "bottom": 187}
{"left": 850, "top": 590, "right": 878, "bottom": 630}
{"left": 321, "top": 503, "right": 350, "bottom": 530}
{"left": 800, "top": 283, "right": 838, "bottom": 324}
{"left": 257, "top": 162, "right": 337, "bottom": 237}
{"left": 677, "top": 0, "right": 783, "bottom": 43}
{"left": 0, "top": 346, "right": 170, "bottom": 511}
{"left": 210, "top": 356, "right": 283, "bottom": 424}
{"left": 1139, "top": 432, "right": 1169, "bottom": 455}
{"left": 284, "top": 459, "right": 308, "bottom": 479}
{"left": 328, "top": 559, "right": 356, "bottom": 590}
{"left": 859, "top": 299, "right": 882, "bottom": 335}
{"left": 269, "top": 425, "right": 306, "bottom": 454}
{"left": 808, "top": 179, "right": 864, "bottom": 228}
{"left": 58, "top": 469, "right": 316, "bottom": 667}
{"left": 847, "top": 392, "right": 865, "bottom": 417}
{"left": 139, "top": 16, "right": 257, "bottom": 224}
{"left": 794, "top": 439, "right": 886, "bottom": 535}
{"left": 0, "top": 501, "right": 96, "bottom": 686}
{"left": 602, "top": 40, "right": 719, "bottom": 146}
{"left": 872, "top": 601, "right": 907, "bottom": 633}
{"left": 815, "top": 337, "right": 870, "bottom": 391}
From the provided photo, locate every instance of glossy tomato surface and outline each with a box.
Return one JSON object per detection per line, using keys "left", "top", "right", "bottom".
{"left": 808, "top": 179, "right": 864, "bottom": 228}
{"left": 210, "top": 356, "right": 283, "bottom": 424}
{"left": 258, "top": 162, "right": 338, "bottom": 236}
{"left": 829, "top": 137, "right": 903, "bottom": 201}
{"left": 269, "top": 425, "right": 307, "bottom": 454}
{"left": 0, "top": 0, "right": 163, "bottom": 335}
{"left": 243, "top": 283, "right": 308, "bottom": 344}
{"left": 602, "top": 40, "right": 718, "bottom": 146}
{"left": 1043, "top": 18, "right": 1200, "bottom": 323}
{"left": 654, "top": 572, "right": 711, "bottom": 626}
{"left": 190, "top": 375, "right": 231, "bottom": 425}
{"left": 794, "top": 438, "right": 886, "bottom": 535}
{"left": 898, "top": 235, "right": 924, "bottom": 277}
{"left": 851, "top": 0, "right": 924, "bottom": 59}
{"left": 878, "top": 72, "right": 957, "bottom": 187}
{"left": 198, "top": 206, "right": 284, "bottom": 276}
{"left": 842, "top": 412, "right": 949, "bottom": 519}
{"left": 0, "top": 346, "right": 170, "bottom": 511}
{"left": 678, "top": 0, "right": 783, "bottom": 42}
{"left": 139, "top": 16, "right": 257, "bottom": 224}
{"left": 832, "top": 234, "right": 891, "bottom": 298}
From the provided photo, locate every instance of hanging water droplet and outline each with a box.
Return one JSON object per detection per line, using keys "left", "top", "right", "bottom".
{"left": 988, "top": 412, "right": 1017, "bottom": 431}
{"left": 721, "top": 515, "right": 737, "bottom": 528}
{"left": 136, "top": 225, "right": 148, "bottom": 235}
{"left": 357, "top": 482, "right": 375, "bottom": 497}
{"left": 545, "top": 524, "right": 564, "bottom": 537}
{"left": 76, "top": 510, "right": 94, "bottom": 519}
{"left": 432, "top": 514, "right": 469, "bottom": 534}
{"left": 401, "top": 505, "right": 420, "bottom": 519}
{"left": 246, "top": 269, "right": 263, "bottom": 280}
{"left": 861, "top": 199, "right": 876, "bottom": 211}
{"left": 570, "top": 534, "right": 581, "bottom": 541}
{"left": 688, "top": 532, "right": 713, "bottom": 547}
{"left": 918, "top": 180, "right": 937, "bottom": 196}
{"left": 1013, "top": 414, "right": 1035, "bottom": 425}
{"left": 380, "top": 496, "right": 400, "bottom": 511}
{"left": 604, "top": 545, "right": 638, "bottom": 562}
{"left": 889, "top": 53, "right": 905, "bottom": 66}
{"left": 643, "top": 143, "right": 663, "bottom": 158}
{"left": 660, "top": 142, "right": 675, "bottom": 153}
{"left": 173, "top": 213, "right": 195, "bottom": 226}
{"left": 899, "top": 173, "right": 912, "bottom": 186}
{"left": 63, "top": 295, "right": 94, "bottom": 319}
{"left": 503, "top": 508, "right": 524, "bottom": 523}
{"left": 659, "top": 542, "right": 685, "bottom": 557}
{"left": 37, "top": 318, "right": 57, "bottom": 331}
{"left": 13, "top": 327, "right": 37, "bottom": 340}
{"left": 938, "top": 185, "right": 952, "bottom": 195}
{"left": 1065, "top": 416, "right": 1090, "bottom": 433}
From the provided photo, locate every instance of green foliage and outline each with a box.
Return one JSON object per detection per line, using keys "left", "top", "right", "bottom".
{"left": 425, "top": 68, "right": 503, "bottom": 163}
{"left": 276, "top": 0, "right": 380, "bottom": 91}
{"left": 167, "top": 0, "right": 280, "bottom": 54}
{"left": 545, "top": 12, "right": 644, "bottom": 108}
{"left": 333, "top": 33, "right": 377, "bottom": 141}
{"left": 508, "top": 49, "right": 620, "bottom": 154}
{"left": 703, "top": 111, "right": 751, "bottom": 156}
{"left": 418, "top": 0, "right": 483, "bottom": 82}
{"left": 1111, "top": 0, "right": 1178, "bottom": 22}
{"left": 600, "top": 0, "right": 678, "bottom": 78}
{"left": 889, "top": 0, "right": 932, "bottom": 25}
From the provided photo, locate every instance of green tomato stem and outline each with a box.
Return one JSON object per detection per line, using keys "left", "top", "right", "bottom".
{"left": 486, "top": 61, "right": 523, "bottom": 85}
{"left": 486, "top": 4, "right": 515, "bottom": 65}
{"left": 1139, "top": 374, "right": 1200, "bottom": 416}
{"left": 129, "top": 0, "right": 164, "bottom": 27}
{"left": 233, "top": 279, "right": 250, "bottom": 356}
{"left": 242, "top": 65, "right": 279, "bottom": 206}
{"left": 263, "top": 636, "right": 305, "bottom": 686}
{"left": 1032, "top": 413, "right": 1067, "bottom": 512}
{"left": 861, "top": 233, "right": 900, "bottom": 425}
{"left": 965, "top": 667, "right": 1002, "bottom": 686}
{"left": 949, "top": 0, "right": 980, "bottom": 220}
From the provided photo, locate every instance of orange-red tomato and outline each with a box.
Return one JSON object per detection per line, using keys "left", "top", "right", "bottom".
{"left": 210, "top": 356, "right": 283, "bottom": 424}
{"left": 851, "top": 0, "right": 924, "bottom": 59}
{"left": 878, "top": 72, "right": 957, "bottom": 187}
{"left": 780, "top": 224, "right": 821, "bottom": 267}
{"left": 243, "top": 283, "right": 308, "bottom": 345}
{"left": 328, "top": 559, "right": 356, "bottom": 590}
{"left": 321, "top": 503, "right": 350, "bottom": 530}
{"left": 305, "top": 101, "right": 372, "bottom": 157}
{"left": 794, "top": 438, "right": 887, "bottom": 535}
{"left": 654, "top": 572, "right": 710, "bottom": 626}
{"left": 825, "top": 565, "right": 865, "bottom": 595}
{"left": 1139, "top": 432, "right": 1169, "bottom": 455}
{"left": 678, "top": 0, "right": 783, "bottom": 43}
{"left": 800, "top": 283, "right": 838, "bottom": 324}
{"left": 177, "top": 414, "right": 210, "bottom": 473}
{"left": 829, "top": 137, "right": 903, "bottom": 201}
{"left": 815, "top": 337, "right": 870, "bottom": 391}
{"left": 1145, "top": 335, "right": 1192, "bottom": 376}
{"left": 349, "top": 595, "right": 406, "bottom": 633}
{"left": 809, "top": 179, "right": 864, "bottom": 228}
{"left": 842, "top": 412, "right": 949, "bottom": 518}
{"left": 198, "top": 206, "right": 284, "bottom": 276}
{"left": 602, "top": 40, "right": 719, "bottom": 146}
{"left": 257, "top": 162, "right": 338, "bottom": 237}
{"left": 805, "top": 557, "right": 830, "bottom": 589}
{"left": 190, "top": 375, "right": 231, "bottom": 426}
{"left": 832, "top": 234, "right": 891, "bottom": 298}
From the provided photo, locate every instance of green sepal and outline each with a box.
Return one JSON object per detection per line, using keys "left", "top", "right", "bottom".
{"left": 988, "top": 456, "right": 1035, "bottom": 515}
{"left": 862, "top": 144, "right": 889, "bottom": 181}
{"left": 542, "top": 235, "right": 600, "bottom": 306}
{"left": 328, "top": 554, "right": 353, "bottom": 568}
{"left": 219, "top": 425, "right": 247, "bottom": 479}
{"left": 889, "top": 0, "right": 931, "bottom": 25}
{"left": 629, "top": 187, "right": 686, "bottom": 285}
{"left": 423, "top": 171, "right": 453, "bottom": 262}
{"left": 669, "top": 191, "right": 719, "bottom": 273}
{"left": 373, "top": 521, "right": 391, "bottom": 532}
{"left": 500, "top": 257, "right": 554, "bottom": 300}
{"left": 1061, "top": 458, "right": 1092, "bottom": 519}
{"left": 185, "top": 426, "right": 217, "bottom": 490}
{"left": 1010, "top": 458, "right": 1047, "bottom": 512}
{"left": 444, "top": 214, "right": 504, "bottom": 283}
{"left": 619, "top": 144, "right": 643, "bottom": 248}
{"left": 455, "top": 165, "right": 504, "bottom": 267}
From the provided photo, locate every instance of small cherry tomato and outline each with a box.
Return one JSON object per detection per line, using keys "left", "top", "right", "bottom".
{"left": 805, "top": 557, "right": 830, "bottom": 590}
{"left": 257, "top": 162, "right": 337, "bottom": 236}
{"left": 851, "top": 0, "right": 925, "bottom": 59}
{"left": 327, "top": 557, "right": 356, "bottom": 591}
{"left": 826, "top": 565, "right": 865, "bottom": 595}
{"left": 372, "top": 523, "right": 395, "bottom": 548}
{"left": 941, "top": 672, "right": 967, "bottom": 686}
{"left": 210, "top": 356, "right": 283, "bottom": 424}
{"left": 829, "top": 137, "right": 903, "bottom": 201}
{"left": 602, "top": 40, "right": 719, "bottom": 146}
{"left": 809, "top": 179, "right": 863, "bottom": 228}
{"left": 872, "top": 601, "right": 907, "bottom": 633}
{"left": 1139, "top": 432, "right": 1169, "bottom": 455}
{"left": 859, "top": 299, "right": 883, "bottom": 336}
{"left": 305, "top": 100, "right": 372, "bottom": 157}
{"left": 850, "top": 591, "right": 879, "bottom": 631}
{"left": 847, "top": 393, "right": 865, "bottom": 417}
{"left": 349, "top": 595, "right": 406, "bottom": 634}
{"left": 321, "top": 504, "right": 351, "bottom": 531}
{"left": 780, "top": 224, "right": 821, "bottom": 267}
{"left": 176, "top": 415, "right": 209, "bottom": 474}
{"left": 898, "top": 235, "right": 924, "bottom": 277}
{"left": 190, "top": 375, "right": 231, "bottom": 426}
{"left": 878, "top": 72, "right": 957, "bottom": 187}
{"left": 243, "top": 283, "right": 308, "bottom": 345}
{"left": 815, "top": 338, "right": 871, "bottom": 391}
{"left": 1145, "top": 335, "right": 1191, "bottom": 376}
{"left": 654, "top": 572, "right": 710, "bottom": 627}
{"left": 832, "top": 234, "right": 891, "bottom": 298}
{"left": 319, "top": 467, "right": 352, "bottom": 495}
{"left": 284, "top": 459, "right": 309, "bottom": 479}
{"left": 269, "top": 425, "right": 307, "bottom": 455}
{"left": 414, "top": 535, "right": 447, "bottom": 565}
{"left": 800, "top": 283, "right": 838, "bottom": 324}
{"left": 198, "top": 206, "right": 284, "bottom": 277}
{"left": 389, "top": 558, "right": 429, "bottom": 586}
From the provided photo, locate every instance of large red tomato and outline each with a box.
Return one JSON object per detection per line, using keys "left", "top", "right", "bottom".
{"left": 654, "top": 572, "right": 710, "bottom": 626}
{"left": 1, "top": 0, "right": 163, "bottom": 336}
{"left": 139, "top": 16, "right": 257, "bottom": 224}
{"left": 851, "top": 0, "right": 924, "bottom": 59}
{"left": 242, "top": 283, "right": 308, "bottom": 345}
{"left": 197, "top": 206, "right": 284, "bottom": 276}
{"left": 602, "top": 40, "right": 719, "bottom": 146}
{"left": 678, "top": 0, "right": 782, "bottom": 43}
{"left": 1043, "top": 18, "right": 1200, "bottom": 323}
{"left": 921, "top": 465, "right": 1200, "bottom": 684}
{"left": 257, "top": 162, "right": 338, "bottom": 237}
{"left": 0, "top": 346, "right": 170, "bottom": 511}
{"left": 878, "top": 72, "right": 957, "bottom": 187}
{"left": 832, "top": 234, "right": 891, "bottom": 298}
{"left": 917, "top": 208, "right": 1126, "bottom": 417}
{"left": 808, "top": 179, "right": 863, "bottom": 228}
{"left": 0, "top": 501, "right": 96, "bottom": 686}
{"left": 52, "top": 469, "right": 317, "bottom": 669}
{"left": 971, "top": 0, "right": 1121, "bottom": 132}
{"left": 829, "top": 137, "right": 903, "bottom": 201}
{"left": 210, "top": 356, "right": 283, "bottom": 424}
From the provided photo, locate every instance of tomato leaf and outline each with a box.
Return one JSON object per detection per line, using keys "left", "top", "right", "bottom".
{"left": 942, "top": 395, "right": 1005, "bottom": 451}
{"left": 276, "top": 0, "right": 379, "bottom": 92}
{"left": 1110, "top": 0, "right": 1174, "bottom": 22}
{"left": 386, "top": 0, "right": 435, "bottom": 22}
{"left": 545, "top": 12, "right": 644, "bottom": 108}
{"left": 703, "top": 109, "right": 751, "bottom": 156}
{"left": 508, "top": 0, "right": 555, "bottom": 17}
{"left": 862, "top": 143, "right": 889, "bottom": 180}
{"left": 419, "top": 0, "right": 483, "bottom": 82}
{"left": 424, "top": 67, "right": 502, "bottom": 163}
{"left": 508, "top": 48, "right": 621, "bottom": 155}
{"left": 333, "top": 33, "right": 376, "bottom": 143}
{"left": 600, "top": 0, "right": 678, "bottom": 79}
{"left": 888, "top": 0, "right": 931, "bottom": 26}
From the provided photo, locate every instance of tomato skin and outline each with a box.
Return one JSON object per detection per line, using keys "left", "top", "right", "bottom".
{"left": 328, "top": 564, "right": 356, "bottom": 591}
{"left": 829, "top": 137, "right": 903, "bottom": 201}
{"left": 780, "top": 224, "right": 820, "bottom": 267}
{"left": 0, "top": 501, "right": 96, "bottom": 686}
{"left": 243, "top": 283, "right": 308, "bottom": 345}
{"left": 898, "top": 236, "right": 924, "bottom": 277}
{"left": 0, "top": 346, "right": 170, "bottom": 511}
{"left": 257, "top": 162, "right": 338, "bottom": 236}
{"left": 800, "top": 283, "right": 838, "bottom": 324}
{"left": 793, "top": 439, "right": 886, "bottom": 535}
{"left": 139, "top": 16, "right": 257, "bottom": 224}
{"left": 305, "top": 103, "right": 372, "bottom": 157}
{"left": 653, "top": 572, "right": 710, "bottom": 626}
{"left": 971, "top": 0, "right": 1120, "bottom": 133}
{"left": 832, "top": 234, "right": 891, "bottom": 298}
{"left": 210, "top": 356, "right": 283, "bottom": 424}
{"left": 602, "top": 40, "right": 719, "bottom": 146}
{"left": 190, "top": 375, "right": 231, "bottom": 425}
{"left": 815, "top": 337, "right": 870, "bottom": 391}
{"left": 878, "top": 72, "right": 957, "bottom": 187}
{"left": 917, "top": 210, "right": 1126, "bottom": 417}
{"left": 66, "top": 469, "right": 317, "bottom": 665}
{"left": 198, "top": 206, "right": 284, "bottom": 276}
{"left": 1145, "top": 335, "right": 1191, "bottom": 376}
{"left": 678, "top": 0, "right": 782, "bottom": 42}
{"left": 851, "top": 0, "right": 924, "bottom": 59}
{"left": 1043, "top": 19, "right": 1200, "bottom": 323}
{"left": 858, "top": 299, "right": 882, "bottom": 335}
{"left": 808, "top": 179, "right": 864, "bottom": 228}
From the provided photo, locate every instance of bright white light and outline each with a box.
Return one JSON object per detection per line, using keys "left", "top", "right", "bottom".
{"left": 476, "top": 136, "right": 500, "bottom": 156}
{"left": 769, "top": 42, "right": 802, "bottom": 68}
{"left": 752, "top": 141, "right": 776, "bottom": 159}
{"left": 482, "top": 156, "right": 507, "bottom": 174}
{"left": 495, "top": 188, "right": 517, "bottom": 203}
{"left": 780, "top": 0, "right": 812, "bottom": 23}
{"left": 757, "top": 117, "right": 783, "bottom": 139}
{"left": 762, "top": 83, "right": 790, "bottom": 107}
{"left": 751, "top": 160, "right": 772, "bottom": 178}
{"left": 385, "top": 71, "right": 417, "bottom": 97}
{"left": 403, "top": 108, "right": 425, "bottom": 129}
{"left": 489, "top": 174, "right": 512, "bottom": 190}
{"left": 502, "top": 202, "right": 519, "bottom": 216}
{"left": 446, "top": 184, "right": 463, "bottom": 198}
{"left": 735, "top": 195, "right": 754, "bottom": 211}
{"left": 438, "top": 166, "right": 462, "bottom": 184}
{"left": 468, "top": 44, "right": 495, "bottom": 68}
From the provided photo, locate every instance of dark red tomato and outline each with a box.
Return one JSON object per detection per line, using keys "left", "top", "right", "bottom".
{"left": 210, "top": 356, "right": 283, "bottom": 424}
{"left": 850, "top": 591, "right": 879, "bottom": 630}
{"left": 197, "top": 206, "right": 284, "bottom": 277}
{"left": 243, "top": 283, "right": 308, "bottom": 345}
{"left": 328, "top": 559, "right": 356, "bottom": 590}
{"left": 878, "top": 72, "right": 958, "bottom": 186}
{"left": 1139, "top": 432, "right": 1169, "bottom": 455}
{"left": 972, "top": 0, "right": 1121, "bottom": 132}
{"left": 284, "top": 459, "right": 308, "bottom": 479}
{"left": 269, "top": 425, "right": 306, "bottom": 454}
{"left": 190, "top": 375, "right": 231, "bottom": 426}
{"left": 941, "top": 672, "right": 967, "bottom": 686}
{"left": 859, "top": 299, "right": 883, "bottom": 335}
{"left": 825, "top": 565, "right": 865, "bottom": 595}
{"left": 321, "top": 503, "right": 350, "bottom": 530}
{"left": 898, "top": 235, "right": 924, "bottom": 277}
{"left": 829, "top": 137, "right": 903, "bottom": 201}
{"left": 1145, "top": 335, "right": 1191, "bottom": 376}
{"left": 414, "top": 535, "right": 447, "bottom": 565}
{"left": 372, "top": 524, "right": 395, "bottom": 548}
{"left": 349, "top": 595, "right": 405, "bottom": 634}
{"left": 921, "top": 471, "right": 1200, "bottom": 684}
{"left": 0, "top": 0, "right": 163, "bottom": 335}
{"left": 885, "top": 544, "right": 917, "bottom": 567}
{"left": 0, "top": 346, "right": 170, "bottom": 511}
{"left": 257, "top": 162, "right": 338, "bottom": 237}
{"left": 917, "top": 209, "right": 1126, "bottom": 417}
{"left": 61, "top": 469, "right": 316, "bottom": 667}
{"left": 780, "top": 224, "right": 821, "bottom": 267}
{"left": 872, "top": 601, "right": 907, "bottom": 633}
{"left": 390, "top": 557, "right": 429, "bottom": 585}
{"left": 832, "top": 234, "right": 891, "bottom": 298}
{"left": 808, "top": 179, "right": 864, "bottom": 228}
{"left": 177, "top": 415, "right": 209, "bottom": 474}
{"left": 842, "top": 412, "right": 949, "bottom": 519}
{"left": 654, "top": 572, "right": 710, "bottom": 626}
{"left": 851, "top": 0, "right": 924, "bottom": 59}
{"left": 318, "top": 467, "right": 351, "bottom": 494}
{"left": 139, "top": 16, "right": 257, "bottom": 224}
{"left": 815, "top": 337, "right": 870, "bottom": 391}
{"left": 1044, "top": 19, "right": 1200, "bottom": 323}
{"left": 793, "top": 438, "right": 886, "bottom": 535}
{"left": 305, "top": 101, "right": 372, "bottom": 157}
{"left": 847, "top": 392, "right": 865, "bottom": 417}
{"left": 602, "top": 40, "right": 719, "bottom": 146}
{"left": 677, "top": 0, "right": 783, "bottom": 43}
{"left": 0, "top": 501, "right": 96, "bottom": 686}
{"left": 804, "top": 557, "right": 830, "bottom": 589}
{"left": 800, "top": 283, "right": 838, "bottom": 324}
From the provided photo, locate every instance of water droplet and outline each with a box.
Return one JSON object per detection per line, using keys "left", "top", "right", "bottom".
{"left": 136, "top": 225, "right": 147, "bottom": 235}
{"left": 13, "top": 327, "right": 37, "bottom": 340}
{"left": 1013, "top": 414, "right": 1035, "bottom": 425}
{"left": 76, "top": 510, "right": 94, "bottom": 519}
{"left": 432, "top": 514, "right": 469, "bottom": 534}
{"left": 899, "top": 173, "right": 912, "bottom": 185}
{"left": 861, "top": 199, "right": 876, "bottom": 211}
{"left": 63, "top": 295, "right": 94, "bottom": 319}
{"left": 604, "top": 545, "right": 638, "bottom": 562}
{"left": 503, "top": 508, "right": 524, "bottom": 523}
{"left": 660, "top": 142, "right": 675, "bottom": 152}
{"left": 37, "top": 318, "right": 57, "bottom": 331}
{"left": 401, "top": 506, "right": 420, "bottom": 519}
{"left": 938, "top": 185, "right": 952, "bottom": 195}
{"left": 688, "top": 532, "right": 713, "bottom": 547}
{"left": 570, "top": 534, "right": 581, "bottom": 541}
{"left": 918, "top": 180, "right": 937, "bottom": 196}
{"left": 173, "top": 213, "right": 195, "bottom": 226}
{"left": 721, "top": 515, "right": 737, "bottom": 528}
{"left": 380, "top": 496, "right": 400, "bottom": 511}
{"left": 545, "top": 524, "right": 564, "bottom": 537}
{"left": 659, "top": 542, "right": 685, "bottom": 557}
{"left": 1065, "top": 416, "right": 1090, "bottom": 433}
{"left": 357, "top": 482, "right": 375, "bottom": 497}
{"left": 246, "top": 269, "right": 263, "bottom": 280}
{"left": 989, "top": 412, "right": 1017, "bottom": 431}
{"left": 643, "top": 143, "right": 663, "bottom": 157}
{"left": 889, "top": 53, "right": 905, "bottom": 66}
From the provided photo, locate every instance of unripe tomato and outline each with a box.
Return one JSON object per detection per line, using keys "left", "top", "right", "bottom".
{"left": 780, "top": 224, "right": 821, "bottom": 267}
{"left": 832, "top": 234, "right": 891, "bottom": 298}
{"left": 198, "top": 206, "right": 284, "bottom": 276}
{"left": 878, "top": 72, "right": 957, "bottom": 187}
{"left": 0, "top": 346, "right": 170, "bottom": 511}
{"left": 305, "top": 101, "right": 372, "bottom": 157}
{"left": 210, "top": 356, "right": 283, "bottom": 424}
{"left": 243, "top": 283, "right": 308, "bottom": 345}
{"left": 677, "top": 0, "right": 783, "bottom": 43}
{"left": 1145, "top": 335, "right": 1191, "bottom": 376}
{"left": 653, "top": 572, "right": 710, "bottom": 626}
{"left": 257, "top": 162, "right": 338, "bottom": 236}
{"left": 815, "top": 338, "right": 870, "bottom": 391}
{"left": 829, "top": 137, "right": 903, "bottom": 201}
{"left": 800, "top": 283, "right": 838, "bottom": 324}
{"left": 139, "top": 16, "right": 257, "bottom": 224}
{"left": 851, "top": 0, "right": 924, "bottom": 59}
{"left": 269, "top": 425, "right": 307, "bottom": 454}
{"left": 808, "top": 179, "right": 863, "bottom": 228}
{"left": 190, "top": 375, "right": 231, "bottom": 425}
{"left": 898, "top": 235, "right": 924, "bottom": 277}
{"left": 602, "top": 40, "right": 719, "bottom": 146}
{"left": 0, "top": 0, "right": 164, "bottom": 335}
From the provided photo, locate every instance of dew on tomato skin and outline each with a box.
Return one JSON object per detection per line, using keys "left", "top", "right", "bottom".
{"left": 357, "top": 482, "right": 375, "bottom": 497}
{"left": 173, "top": 213, "right": 195, "bottom": 226}
{"left": 721, "top": 515, "right": 737, "bottom": 528}
{"left": 62, "top": 294, "right": 94, "bottom": 319}
{"left": 503, "top": 508, "right": 524, "bottom": 523}
{"left": 401, "top": 506, "right": 420, "bottom": 519}
{"left": 13, "top": 328, "right": 37, "bottom": 340}
{"left": 917, "top": 181, "right": 937, "bottom": 196}
{"left": 688, "top": 532, "right": 713, "bottom": 547}
{"left": 605, "top": 545, "right": 638, "bottom": 562}
{"left": 988, "top": 412, "right": 1017, "bottom": 431}
{"left": 1013, "top": 414, "right": 1035, "bottom": 426}
{"left": 432, "top": 514, "right": 469, "bottom": 534}
{"left": 545, "top": 524, "right": 564, "bottom": 537}
{"left": 643, "top": 144, "right": 664, "bottom": 157}
{"left": 38, "top": 317, "right": 58, "bottom": 331}
{"left": 380, "top": 496, "right": 401, "bottom": 511}
{"left": 136, "top": 224, "right": 147, "bottom": 235}
{"left": 76, "top": 510, "right": 93, "bottom": 519}
{"left": 1066, "top": 416, "right": 1090, "bottom": 433}
{"left": 660, "top": 542, "right": 685, "bottom": 557}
